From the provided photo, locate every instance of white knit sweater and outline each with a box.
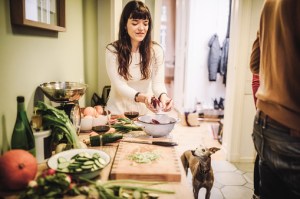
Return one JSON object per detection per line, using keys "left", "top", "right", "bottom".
{"left": 105, "top": 43, "right": 167, "bottom": 115}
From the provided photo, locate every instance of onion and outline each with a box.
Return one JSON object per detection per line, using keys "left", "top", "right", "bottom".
{"left": 94, "top": 105, "right": 104, "bottom": 115}
{"left": 83, "top": 107, "right": 96, "bottom": 117}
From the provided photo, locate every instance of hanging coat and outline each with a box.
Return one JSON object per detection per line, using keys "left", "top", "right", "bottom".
{"left": 208, "top": 34, "right": 222, "bottom": 81}
{"left": 220, "top": 0, "right": 232, "bottom": 85}
{"left": 220, "top": 38, "right": 229, "bottom": 76}
{"left": 220, "top": 38, "right": 229, "bottom": 84}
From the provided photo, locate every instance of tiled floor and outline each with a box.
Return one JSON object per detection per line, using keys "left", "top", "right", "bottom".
{"left": 171, "top": 113, "right": 255, "bottom": 199}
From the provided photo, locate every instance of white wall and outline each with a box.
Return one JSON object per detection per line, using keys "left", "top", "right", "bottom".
{"left": 222, "top": 0, "right": 264, "bottom": 162}
{"left": 183, "top": 0, "right": 229, "bottom": 111}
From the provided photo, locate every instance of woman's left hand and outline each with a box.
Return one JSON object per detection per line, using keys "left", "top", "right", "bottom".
{"left": 159, "top": 94, "right": 173, "bottom": 112}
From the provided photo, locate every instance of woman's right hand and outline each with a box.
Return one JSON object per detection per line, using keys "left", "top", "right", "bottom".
{"left": 136, "top": 93, "right": 160, "bottom": 113}
{"left": 144, "top": 95, "right": 161, "bottom": 113}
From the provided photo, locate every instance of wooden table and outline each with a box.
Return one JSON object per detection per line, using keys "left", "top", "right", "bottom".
{"left": 78, "top": 132, "right": 194, "bottom": 199}
{"left": 0, "top": 131, "right": 194, "bottom": 199}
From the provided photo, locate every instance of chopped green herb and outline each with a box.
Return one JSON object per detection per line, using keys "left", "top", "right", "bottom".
{"left": 128, "top": 151, "right": 160, "bottom": 164}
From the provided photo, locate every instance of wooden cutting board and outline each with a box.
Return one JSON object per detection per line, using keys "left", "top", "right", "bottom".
{"left": 110, "top": 141, "right": 181, "bottom": 182}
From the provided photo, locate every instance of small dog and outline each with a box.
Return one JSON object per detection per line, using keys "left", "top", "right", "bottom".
{"left": 181, "top": 145, "right": 220, "bottom": 199}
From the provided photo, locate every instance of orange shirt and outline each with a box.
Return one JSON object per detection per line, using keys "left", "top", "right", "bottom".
{"left": 250, "top": 0, "right": 300, "bottom": 131}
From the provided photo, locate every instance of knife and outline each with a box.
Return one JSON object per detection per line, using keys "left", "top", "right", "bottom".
{"left": 121, "top": 139, "right": 178, "bottom": 147}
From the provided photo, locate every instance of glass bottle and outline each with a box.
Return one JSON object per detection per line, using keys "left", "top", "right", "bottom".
{"left": 31, "top": 107, "right": 42, "bottom": 131}
{"left": 11, "top": 96, "right": 36, "bottom": 156}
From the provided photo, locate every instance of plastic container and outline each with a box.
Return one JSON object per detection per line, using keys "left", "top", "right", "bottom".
{"left": 33, "top": 130, "right": 51, "bottom": 163}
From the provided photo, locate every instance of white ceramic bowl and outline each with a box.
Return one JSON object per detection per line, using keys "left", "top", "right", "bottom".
{"left": 81, "top": 111, "right": 111, "bottom": 132}
{"left": 92, "top": 115, "right": 108, "bottom": 126}
{"left": 47, "top": 148, "right": 110, "bottom": 179}
{"left": 80, "top": 116, "right": 93, "bottom": 131}
{"left": 135, "top": 114, "right": 179, "bottom": 137}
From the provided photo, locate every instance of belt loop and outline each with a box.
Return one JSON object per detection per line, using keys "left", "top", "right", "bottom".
{"left": 262, "top": 115, "right": 267, "bottom": 129}
{"left": 255, "top": 110, "right": 261, "bottom": 124}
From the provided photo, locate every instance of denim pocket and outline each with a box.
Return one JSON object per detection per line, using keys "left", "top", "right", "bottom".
{"left": 252, "top": 121, "right": 264, "bottom": 159}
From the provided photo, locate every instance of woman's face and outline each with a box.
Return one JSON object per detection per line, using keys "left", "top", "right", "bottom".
{"left": 126, "top": 18, "right": 149, "bottom": 45}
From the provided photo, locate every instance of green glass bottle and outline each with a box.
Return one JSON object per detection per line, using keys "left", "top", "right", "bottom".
{"left": 11, "top": 96, "right": 36, "bottom": 156}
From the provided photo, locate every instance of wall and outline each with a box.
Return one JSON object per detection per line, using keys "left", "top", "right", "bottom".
{"left": 222, "top": 0, "right": 263, "bottom": 162}
{"left": 97, "top": 0, "right": 112, "bottom": 98}
{"left": 83, "top": 0, "right": 99, "bottom": 106}
{"left": 179, "top": 0, "right": 229, "bottom": 111}
{"left": 0, "top": 0, "right": 85, "bottom": 149}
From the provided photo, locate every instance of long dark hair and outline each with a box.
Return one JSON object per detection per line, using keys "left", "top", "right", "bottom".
{"left": 107, "top": 1, "right": 153, "bottom": 80}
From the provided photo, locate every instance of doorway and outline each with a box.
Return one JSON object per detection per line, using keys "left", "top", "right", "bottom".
{"left": 159, "top": 0, "right": 263, "bottom": 162}
{"left": 161, "top": 0, "right": 230, "bottom": 114}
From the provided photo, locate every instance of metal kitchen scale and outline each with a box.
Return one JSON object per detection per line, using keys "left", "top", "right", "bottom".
{"left": 39, "top": 81, "right": 88, "bottom": 134}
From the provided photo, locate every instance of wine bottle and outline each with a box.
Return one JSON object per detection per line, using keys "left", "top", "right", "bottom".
{"left": 11, "top": 96, "right": 36, "bottom": 156}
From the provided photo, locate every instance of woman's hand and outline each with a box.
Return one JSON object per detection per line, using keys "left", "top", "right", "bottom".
{"left": 159, "top": 94, "right": 173, "bottom": 112}
{"left": 135, "top": 93, "right": 159, "bottom": 113}
{"left": 135, "top": 93, "right": 172, "bottom": 113}
{"left": 144, "top": 95, "right": 160, "bottom": 113}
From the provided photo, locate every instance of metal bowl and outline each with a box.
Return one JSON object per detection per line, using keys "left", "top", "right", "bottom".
{"left": 40, "top": 81, "right": 87, "bottom": 102}
{"left": 135, "top": 114, "right": 179, "bottom": 137}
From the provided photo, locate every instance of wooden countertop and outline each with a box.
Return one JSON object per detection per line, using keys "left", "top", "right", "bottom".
{"left": 0, "top": 131, "right": 194, "bottom": 199}
{"left": 78, "top": 131, "right": 194, "bottom": 199}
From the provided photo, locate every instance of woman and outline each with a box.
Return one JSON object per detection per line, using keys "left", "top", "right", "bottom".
{"left": 250, "top": 35, "right": 260, "bottom": 199}
{"left": 105, "top": 0, "right": 173, "bottom": 115}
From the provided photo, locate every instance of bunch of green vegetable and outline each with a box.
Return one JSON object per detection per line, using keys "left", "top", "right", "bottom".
{"left": 81, "top": 178, "right": 174, "bottom": 199}
{"left": 112, "top": 118, "right": 142, "bottom": 133}
{"left": 117, "top": 118, "right": 132, "bottom": 124}
{"left": 20, "top": 169, "right": 175, "bottom": 199}
{"left": 20, "top": 169, "right": 75, "bottom": 199}
{"left": 36, "top": 101, "right": 81, "bottom": 149}
{"left": 112, "top": 123, "right": 142, "bottom": 133}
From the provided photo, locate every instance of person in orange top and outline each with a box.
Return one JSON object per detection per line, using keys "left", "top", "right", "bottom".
{"left": 250, "top": 0, "right": 300, "bottom": 198}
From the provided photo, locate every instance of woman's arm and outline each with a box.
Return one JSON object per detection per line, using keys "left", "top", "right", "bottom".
{"left": 151, "top": 44, "right": 173, "bottom": 111}
{"left": 151, "top": 44, "right": 168, "bottom": 97}
{"left": 105, "top": 48, "right": 137, "bottom": 100}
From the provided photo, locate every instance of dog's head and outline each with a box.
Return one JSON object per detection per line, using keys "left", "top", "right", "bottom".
{"left": 191, "top": 145, "right": 220, "bottom": 159}
{"left": 191, "top": 145, "right": 220, "bottom": 174}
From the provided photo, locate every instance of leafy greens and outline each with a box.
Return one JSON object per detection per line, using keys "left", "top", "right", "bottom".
{"left": 36, "top": 101, "right": 81, "bottom": 149}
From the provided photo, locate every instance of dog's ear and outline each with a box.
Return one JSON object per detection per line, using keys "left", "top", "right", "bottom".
{"left": 209, "top": 147, "right": 220, "bottom": 154}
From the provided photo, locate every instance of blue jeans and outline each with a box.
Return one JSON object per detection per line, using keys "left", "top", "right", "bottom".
{"left": 252, "top": 112, "right": 300, "bottom": 199}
